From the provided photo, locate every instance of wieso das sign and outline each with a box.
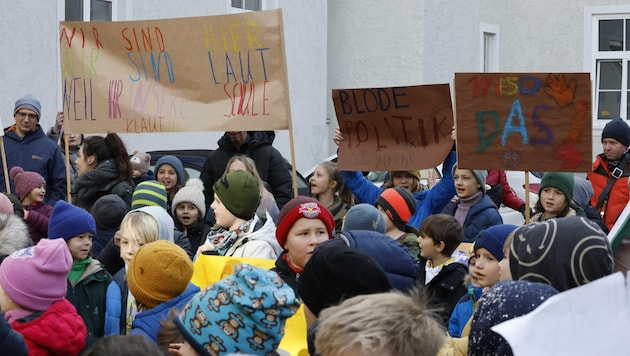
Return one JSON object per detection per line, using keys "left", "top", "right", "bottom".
{"left": 454, "top": 72, "right": 592, "bottom": 172}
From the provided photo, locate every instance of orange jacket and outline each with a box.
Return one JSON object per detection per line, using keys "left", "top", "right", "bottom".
{"left": 588, "top": 153, "right": 630, "bottom": 230}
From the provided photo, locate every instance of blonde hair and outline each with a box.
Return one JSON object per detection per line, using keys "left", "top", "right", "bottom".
{"left": 224, "top": 155, "right": 271, "bottom": 196}
{"left": 316, "top": 290, "right": 445, "bottom": 356}
{"left": 119, "top": 210, "right": 159, "bottom": 246}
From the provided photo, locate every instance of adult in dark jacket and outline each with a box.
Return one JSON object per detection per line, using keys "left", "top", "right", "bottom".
{"left": 2, "top": 94, "right": 66, "bottom": 205}
{"left": 200, "top": 131, "right": 293, "bottom": 211}
{"left": 338, "top": 230, "right": 419, "bottom": 290}
{"left": 72, "top": 133, "right": 135, "bottom": 212}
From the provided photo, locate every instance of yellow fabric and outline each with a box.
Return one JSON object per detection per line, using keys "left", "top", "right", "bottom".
{"left": 438, "top": 336, "right": 468, "bottom": 356}
{"left": 192, "top": 255, "right": 308, "bottom": 356}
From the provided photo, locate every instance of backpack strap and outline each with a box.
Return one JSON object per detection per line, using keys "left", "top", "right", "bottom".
{"left": 595, "top": 152, "right": 630, "bottom": 210}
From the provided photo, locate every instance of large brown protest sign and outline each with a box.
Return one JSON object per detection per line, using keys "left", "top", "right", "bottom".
{"left": 59, "top": 9, "right": 290, "bottom": 134}
{"left": 455, "top": 73, "right": 592, "bottom": 172}
{"left": 333, "top": 84, "right": 454, "bottom": 171}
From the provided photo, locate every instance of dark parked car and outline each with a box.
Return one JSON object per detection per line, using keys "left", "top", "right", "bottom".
{"left": 148, "top": 149, "right": 309, "bottom": 196}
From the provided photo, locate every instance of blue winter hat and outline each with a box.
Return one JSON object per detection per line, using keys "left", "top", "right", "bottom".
{"left": 48, "top": 201, "right": 96, "bottom": 241}
{"left": 474, "top": 224, "right": 518, "bottom": 261}
{"left": 342, "top": 203, "right": 386, "bottom": 234}
{"left": 174, "top": 264, "right": 299, "bottom": 356}
{"left": 601, "top": 117, "right": 630, "bottom": 147}
{"left": 14, "top": 94, "right": 41, "bottom": 120}
{"left": 155, "top": 155, "right": 185, "bottom": 186}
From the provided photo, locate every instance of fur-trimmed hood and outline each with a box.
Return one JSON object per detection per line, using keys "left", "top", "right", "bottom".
{"left": 0, "top": 214, "right": 33, "bottom": 262}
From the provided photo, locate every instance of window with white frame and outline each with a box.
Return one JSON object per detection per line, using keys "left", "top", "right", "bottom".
{"left": 593, "top": 16, "right": 630, "bottom": 121}
{"left": 480, "top": 24, "right": 499, "bottom": 72}
{"left": 231, "top": 0, "right": 261, "bottom": 11}
{"left": 65, "top": 0, "right": 113, "bottom": 21}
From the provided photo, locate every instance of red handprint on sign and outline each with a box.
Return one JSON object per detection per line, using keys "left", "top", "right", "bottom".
{"left": 543, "top": 74, "right": 577, "bottom": 107}
{"left": 553, "top": 143, "right": 583, "bottom": 169}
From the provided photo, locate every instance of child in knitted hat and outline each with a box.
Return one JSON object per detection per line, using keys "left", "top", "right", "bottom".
{"left": 442, "top": 164, "right": 502, "bottom": 246}
{"left": 91, "top": 194, "right": 129, "bottom": 257}
{"left": 472, "top": 224, "right": 518, "bottom": 289}
{"left": 198, "top": 170, "right": 282, "bottom": 259}
{"left": 530, "top": 171, "right": 581, "bottom": 222}
{"left": 166, "top": 263, "right": 299, "bottom": 355}
{"left": 375, "top": 187, "right": 421, "bottom": 259}
{"left": 508, "top": 216, "right": 613, "bottom": 292}
{"left": 132, "top": 180, "right": 169, "bottom": 210}
{"left": 127, "top": 240, "right": 199, "bottom": 343}
{"left": 417, "top": 214, "right": 468, "bottom": 325}
{"left": 309, "top": 160, "right": 353, "bottom": 234}
{"left": 9, "top": 166, "right": 52, "bottom": 244}
{"left": 224, "top": 155, "right": 280, "bottom": 223}
{"left": 172, "top": 178, "right": 211, "bottom": 253}
{"left": 341, "top": 203, "right": 386, "bottom": 234}
{"left": 154, "top": 155, "right": 185, "bottom": 214}
{"left": 49, "top": 200, "right": 112, "bottom": 350}
{"left": 297, "top": 239, "right": 391, "bottom": 355}
{"left": 130, "top": 150, "right": 153, "bottom": 185}
{"left": 0, "top": 238, "right": 87, "bottom": 355}
{"left": 271, "top": 196, "right": 335, "bottom": 293}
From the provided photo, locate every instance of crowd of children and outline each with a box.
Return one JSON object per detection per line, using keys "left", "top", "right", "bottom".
{"left": 0, "top": 125, "right": 622, "bottom": 356}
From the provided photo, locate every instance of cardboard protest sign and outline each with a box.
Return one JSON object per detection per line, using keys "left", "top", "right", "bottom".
{"left": 454, "top": 73, "right": 592, "bottom": 172}
{"left": 59, "top": 9, "right": 290, "bottom": 134}
{"left": 333, "top": 84, "right": 454, "bottom": 171}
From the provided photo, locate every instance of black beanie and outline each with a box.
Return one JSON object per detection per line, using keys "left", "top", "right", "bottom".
{"left": 601, "top": 117, "right": 630, "bottom": 147}
{"left": 297, "top": 239, "right": 391, "bottom": 317}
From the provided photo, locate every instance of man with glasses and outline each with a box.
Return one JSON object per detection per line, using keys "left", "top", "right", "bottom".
{"left": 2, "top": 94, "right": 66, "bottom": 205}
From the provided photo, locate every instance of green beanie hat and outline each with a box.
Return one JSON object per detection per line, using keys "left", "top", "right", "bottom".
{"left": 539, "top": 172, "right": 574, "bottom": 203}
{"left": 213, "top": 171, "right": 260, "bottom": 220}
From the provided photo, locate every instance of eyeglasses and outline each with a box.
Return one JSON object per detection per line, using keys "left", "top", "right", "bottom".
{"left": 15, "top": 111, "right": 38, "bottom": 120}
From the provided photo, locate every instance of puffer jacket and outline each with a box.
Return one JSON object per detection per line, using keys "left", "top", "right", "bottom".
{"left": 339, "top": 230, "right": 419, "bottom": 290}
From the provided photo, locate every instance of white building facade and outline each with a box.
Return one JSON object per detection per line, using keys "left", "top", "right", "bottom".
{"left": 1, "top": 0, "right": 629, "bottom": 172}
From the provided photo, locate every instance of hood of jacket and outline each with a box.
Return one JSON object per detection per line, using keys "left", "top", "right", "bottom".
{"left": 11, "top": 299, "right": 86, "bottom": 355}
{"left": 217, "top": 131, "right": 275, "bottom": 152}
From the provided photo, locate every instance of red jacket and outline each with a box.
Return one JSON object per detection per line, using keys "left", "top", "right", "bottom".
{"left": 588, "top": 153, "right": 630, "bottom": 231}
{"left": 11, "top": 299, "right": 86, "bottom": 356}
{"left": 485, "top": 170, "right": 526, "bottom": 211}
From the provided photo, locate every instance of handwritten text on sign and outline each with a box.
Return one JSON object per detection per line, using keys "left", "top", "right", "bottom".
{"left": 454, "top": 73, "right": 592, "bottom": 172}
{"left": 59, "top": 9, "right": 290, "bottom": 134}
{"left": 333, "top": 84, "right": 454, "bottom": 171}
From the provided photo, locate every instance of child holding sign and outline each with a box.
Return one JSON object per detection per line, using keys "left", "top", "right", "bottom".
{"left": 333, "top": 127, "right": 456, "bottom": 229}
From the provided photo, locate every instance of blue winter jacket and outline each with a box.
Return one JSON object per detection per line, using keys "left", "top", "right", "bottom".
{"left": 2, "top": 125, "right": 66, "bottom": 205}
{"left": 104, "top": 268, "right": 128, "bottom": 336}
{"left": 130, "top": 283, "right": 200, "bottom": 343}
{"left": 442, "top": 195, "right": 503, "bottom": 243}
{"left": 342, "top": 151, "right": 456, "bottom": 229}
{"left": 339, "top": 230, "right": 419, "bottom": 290}
{"left": 448, "top": 284, "right": 483, "bottom": 337}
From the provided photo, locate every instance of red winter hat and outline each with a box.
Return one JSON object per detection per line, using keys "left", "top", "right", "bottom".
{"left": 275, "top": 196, "right": 335, "bottom": 247}
{"left": 9, "top": 166, "right": 45, "bottom": 201}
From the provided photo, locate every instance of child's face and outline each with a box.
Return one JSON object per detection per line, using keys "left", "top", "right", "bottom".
{"left": 309, "top": 165, "right": 335, "bottom": 196}
{"left": 474, "top": 248, "right": 501, "bottom": 287}
{"left": 157, "top": 164, "right": 178, "bottom": 190}
{"left": 391, "top": 172, "right": 417, "bottom": 192}
{"left": 119, "top": 228, "right": 143, "bottom": 266}
{"left": 211, "top": 194, "right": 238, "bottom": 230}
{"left": 539, "top": 187, "right": 566, "bottom": 217}
{"left": 454, "top": 169, "right": 481, "bottom": 198}
{"left": 284, "top": 218, "right": 329, "bottom": 270}
{"left": 417, "top": 234, "right": 443, "bottom": 261}
{"left": 468, "top": 256, "right": 481, "bottom": 288}
{"left": 67, "top": 233, "right": 93, "bottom": 262}
{"left": 499, "top": 249, "right": 513, "bottom": 281}
{"left": 176, "top": 202, "right": 200, "bottom": 228}
{"left": 132, "top": 168, "right": 142, "bottom": 179}
{"left": 27, "top": 184, "right": 46, "bottom": 204}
